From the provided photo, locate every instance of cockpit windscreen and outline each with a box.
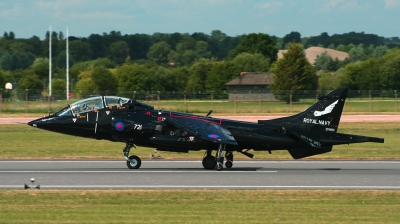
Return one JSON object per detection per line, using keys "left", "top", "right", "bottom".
{"left": 55, "top": 96, "right": 130, "bottom": 116}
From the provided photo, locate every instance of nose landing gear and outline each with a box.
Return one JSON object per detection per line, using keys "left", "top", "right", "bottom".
{"left": 123, "top": 142, "right": 141, "bottom": 169}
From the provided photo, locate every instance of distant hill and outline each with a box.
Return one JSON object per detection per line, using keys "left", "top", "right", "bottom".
{"left": 278, "top": 46, "right": 348, "bottom": 64}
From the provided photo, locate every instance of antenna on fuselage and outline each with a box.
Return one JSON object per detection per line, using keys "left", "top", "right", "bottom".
{"left": 206, "top": 110, "right": 213, "bottom": 117}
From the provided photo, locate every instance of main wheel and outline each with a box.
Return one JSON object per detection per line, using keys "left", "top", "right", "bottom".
{"left": 202, "top": 156, "right": 216, "bottom": 170}
{"left": 225, "top": 160, "right": 233, "bottom": 169}
{"left": 126, "top": 155, "right": 141, "bottom": 169}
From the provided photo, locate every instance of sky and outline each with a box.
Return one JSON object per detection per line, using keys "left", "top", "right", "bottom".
{"left": 1, "top": 0, "right": 400, "bottom": 40}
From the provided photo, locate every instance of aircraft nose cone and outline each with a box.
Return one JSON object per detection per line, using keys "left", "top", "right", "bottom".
{"left": 28, "top": 120, "right": 37, "bottom": 127}
{"left": 28, "top": 118, "right": 41, "bottom": 127}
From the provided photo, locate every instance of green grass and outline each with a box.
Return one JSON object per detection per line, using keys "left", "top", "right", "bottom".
{"left": 0, "top": 190, "right": 399, "bottom": 223}
{"left": 0, "top": 122, "right": 397, "bottom": 159}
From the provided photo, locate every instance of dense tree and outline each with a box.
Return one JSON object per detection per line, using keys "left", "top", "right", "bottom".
{"left": 230, "top": 33, "right": 278, "bottom": 63}
{"left": 9, "top": 42, "right": 33, "bottom": 54}
{"left": 166, "top": 32, "right": 184, "bottom": 49}
{"left": 91, "top": 67, "right": 118, "bottom": 92}
{"left": 230, "top": 52, "right": 270, "bottom": 74}
{"left": 186, "top": 58, "right": 214, "bottom": 92}
{"left": 103, "top": 31, "right": 122, "bottom": 48}
{"left": 116, "top": 63, "right": 150, "bottom": 91}
{"left": 108, "top": 41, "right": 129, "bottom": 65}
{"left": 348, "top": 44, "right": 364, "bottom": 62}
{"left": 31, "top": 58, "right": 49, "bottom": 80}
{"left": 88, "top": 34, "right": 106, "bottom": 59}
{"left": 0, "top": 68, "right": 5, "bottom": 88}
{"left": 305, "top": 32, "right": 385, "bottom": 47}
{"left": 373, "top": 45, "right": 389, "bottom": 58}
{"left": 147, "top": 66, "right": 176, "bottom": 91}
{"left": 3, "top": 32, "right": 9, "bottom": 40}
{"left": 379, "top": 50, "right": 400, "bottom": 90}
{"left": 170, "top": 66, "right": 190, "bottom": 91}
{"left": 74, "top": 78, "right": 96, "bottom": 95}
{"left": 314, "top": 51, "right": 332, "bottom": 71}
{"left": 304, "top": 32, "right": 330, "bottom": 47}
{"left": 0, "top": 52, "right": 12, "bottom": 70}
{"left": 270, "top": 43, "right": 317, "bottom": 102}
{"left": 147, "top": 42, "right": 171, "bottom": 65}
{"left": 52, "top": 79, "right": 67, "bottom": 97}
{"left": 318, "top": 72, "right": 341, "bottom": 92}
{"left": 1, "top": 29, "right": 400, "bottom": 96}
{"left": 125, "top": 34, "right": 152, "bottom": 61}
{"left": 8, "top": 32, "right": 15, "bottom": 40}
{"left": 69, "top": 40, "right": 93, "bottom": 62}
{"left": 339, "top": 51, "right": 389, "bottom": 90}
{"left": 17, "top": 70, "right": 43, "bottom": 92}
{"left": 205, "top": 60, "right": 234, "bottom": 91}
{"left": 25, "top": 36, "right": 42, "bottom": 56}
{"left": 0, "top": 51, "right": 34, "bottom": 71}
{"left": 282, "top": 31, "right": 301, "bottom": 46}
{"left": 339, "top": 62, "right": 363, "bottom": 90}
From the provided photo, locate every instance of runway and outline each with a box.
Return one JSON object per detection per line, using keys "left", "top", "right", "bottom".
{"left": 1, "top": 160, "right": 399, "bottom": 190}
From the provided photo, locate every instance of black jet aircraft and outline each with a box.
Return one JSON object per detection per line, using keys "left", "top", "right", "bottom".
{"left": 28, "top": 88, "right": 384, "bottom": 171}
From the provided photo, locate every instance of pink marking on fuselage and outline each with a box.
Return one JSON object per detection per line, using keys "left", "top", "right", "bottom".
{"left": 170, "top": 112, "right": 222, "bottom": 125}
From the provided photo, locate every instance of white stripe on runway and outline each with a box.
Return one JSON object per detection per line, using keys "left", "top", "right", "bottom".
{"left": 0, "top": 170, "right": 277, "bottom": 173}
{"left": 1, "top": 160, "right": 399, "bottom": 163}
{"left": 1, "top": 185, "right": 399, "bottom": 189}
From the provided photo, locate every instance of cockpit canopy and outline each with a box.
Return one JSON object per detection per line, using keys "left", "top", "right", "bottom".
{"left": 56, "top": 96, "right": 130, "bottom": 117}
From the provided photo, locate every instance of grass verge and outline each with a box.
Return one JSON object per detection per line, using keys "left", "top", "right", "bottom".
{"left": 1, "top": 190, "right": 399, "bottom": 224}
{"left": 0, "top": 122, "right": 397, "bottom": 160}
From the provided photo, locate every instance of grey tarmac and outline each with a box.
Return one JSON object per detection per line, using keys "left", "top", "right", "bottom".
{"left": 1, "top": 160, "right": 399, "bottom": 190}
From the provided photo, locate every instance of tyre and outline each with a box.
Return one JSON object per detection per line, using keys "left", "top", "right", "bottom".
{"left": 126, "top": 155, "right": 141, "bottom": 169}
{"left": 225, "top": 160, "right": 233, "bottom": 168}
{"left": 202, "top": 156, "right": 216, "bottom": 170}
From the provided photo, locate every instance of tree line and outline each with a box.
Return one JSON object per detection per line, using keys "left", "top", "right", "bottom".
{"left": 0, "top": 30, "right": 400, "bottom": 99}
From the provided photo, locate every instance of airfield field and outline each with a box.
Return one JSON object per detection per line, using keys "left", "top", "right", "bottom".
{"left": 1, "top": 190, "right": 400, "bottom": 223}
{"left": 1, "top": 112, "right": 399, "bottom": 223}
{"left": 0, "top": 120, "right": 398, "bottom": 160}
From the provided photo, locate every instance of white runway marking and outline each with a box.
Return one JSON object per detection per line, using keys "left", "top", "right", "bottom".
{"left": 1, "top": 185, "right": 400, "bottom": 189}
{"left": 1, "top": 160, "right": 400, "bottom": 163}
{"left": 0, "top": 170, "right": 277, "bottom": 173}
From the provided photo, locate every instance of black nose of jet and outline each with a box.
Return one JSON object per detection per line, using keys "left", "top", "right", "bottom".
{"left": 28, "top": 119, "right": 38, "bottom": 127}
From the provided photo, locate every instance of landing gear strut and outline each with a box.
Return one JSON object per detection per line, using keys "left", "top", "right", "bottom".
{"left": 216, "top": 144, "right": 226, "bottom": 171}
{"left": 123, "top": 142, "right": 141, "bottom": 169}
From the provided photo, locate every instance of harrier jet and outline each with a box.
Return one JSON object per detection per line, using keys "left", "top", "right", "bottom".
{"left": 28, "top": 88, "right": 384, "bottom": 171}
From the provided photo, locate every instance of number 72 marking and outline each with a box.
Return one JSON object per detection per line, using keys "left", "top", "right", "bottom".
{"left": 134, "top": 124, "right": 142, "bottom": 130}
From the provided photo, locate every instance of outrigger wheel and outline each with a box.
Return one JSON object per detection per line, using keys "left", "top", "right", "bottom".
{"left": 126, "top": 155, "right": 142, "bottom": 169}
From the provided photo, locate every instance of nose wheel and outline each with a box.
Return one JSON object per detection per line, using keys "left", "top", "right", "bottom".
{"left": 126, "top": 155, "right": 141, "bottom": 169}
{"left": 123, "top": 142, "right": 142, "bottom": 169}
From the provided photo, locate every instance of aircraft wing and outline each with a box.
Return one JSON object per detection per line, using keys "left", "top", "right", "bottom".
{"left": 164, "top": 115, "right": 237, "bottom": 145}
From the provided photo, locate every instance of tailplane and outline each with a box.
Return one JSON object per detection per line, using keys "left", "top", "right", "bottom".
{"left": 259, "top": 88, "right": 348, "bottom": 133}
{"left": 259, "top": 88, "right": 384, "bottom": 159}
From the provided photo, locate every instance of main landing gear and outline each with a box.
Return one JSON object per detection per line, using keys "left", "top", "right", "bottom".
{"left": 202, "top": 144, "right": 234, "bottom": 171}
{"left": 123, "top": 142, "right": 142, "bottom": 169}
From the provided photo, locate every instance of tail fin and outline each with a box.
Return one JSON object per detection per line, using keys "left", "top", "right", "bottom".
{"left": 259, "top": 88, "right": 348, "bottom": 133}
